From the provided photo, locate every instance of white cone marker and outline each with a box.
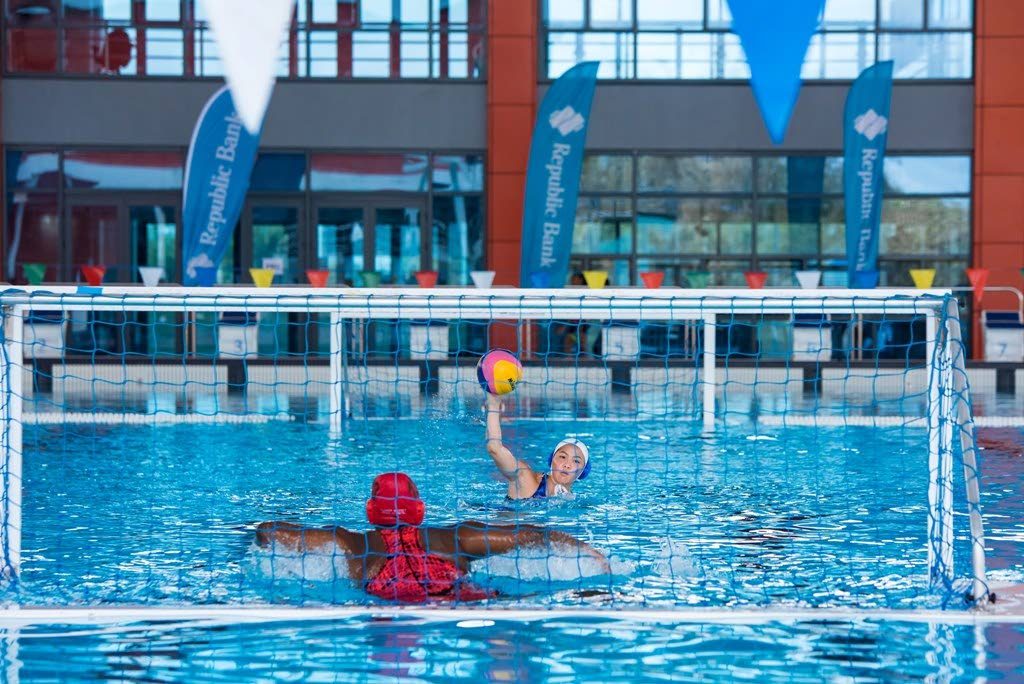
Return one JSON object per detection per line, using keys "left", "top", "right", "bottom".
{"left": 795, "top": 270, "right": 822, "bottom": 289}
{"left": 138, "top": 266, "right": 165, "bottom": 288}
{"left": 470, "top": 271, "right": 496, "bottom": 289}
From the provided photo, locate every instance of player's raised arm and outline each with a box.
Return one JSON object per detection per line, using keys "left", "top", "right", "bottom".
{"left": 484, "top": 393, "right": 521, "bottom": 479}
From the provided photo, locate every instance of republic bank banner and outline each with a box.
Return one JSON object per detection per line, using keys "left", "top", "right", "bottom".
{"left": 520, "top": 61, "right": 599, "bottom": 288}
{"left": 844, "top": 61, "right": 894, "bottom": 288}
{"left": 182, "top": 86, "right": 262, "bottom": 286}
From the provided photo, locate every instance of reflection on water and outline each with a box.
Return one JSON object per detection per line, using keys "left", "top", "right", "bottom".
{"left": 1, "top": 617, "right": 1023, "bottom": 682}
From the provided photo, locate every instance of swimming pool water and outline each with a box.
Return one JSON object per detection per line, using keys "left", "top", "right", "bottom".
{"left": 7, "top": 393, "right": 1024, "bottom": 680}
{"left": 5, "top": 617, "right": 1024, "bottom": 682}
{"left": 13, "top": 398, "right": 1024, "bottom": 610}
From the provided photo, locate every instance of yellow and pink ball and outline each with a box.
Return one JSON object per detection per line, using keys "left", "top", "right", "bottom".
{"left": 476, "top": 349, "right": 523, "bottom": 396}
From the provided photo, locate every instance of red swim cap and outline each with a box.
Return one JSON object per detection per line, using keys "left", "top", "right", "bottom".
{"left": 366, "top": 472, "right": 425, "bottom": 527}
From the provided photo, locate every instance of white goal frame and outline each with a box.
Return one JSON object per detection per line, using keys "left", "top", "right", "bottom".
{"left": 0, "top": 286, "right": 989, "bottom": 606}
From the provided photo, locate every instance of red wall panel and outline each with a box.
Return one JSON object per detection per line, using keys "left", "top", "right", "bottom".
{"left": 485, "top": 0, "right": 537, "bottom": 351}
{"left": 973, "top": 0, "right": 1024, "bottom": 356}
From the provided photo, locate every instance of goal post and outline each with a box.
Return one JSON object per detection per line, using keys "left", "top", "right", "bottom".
{"left": 0, "top": 286, "right": 993, "bottom": 609}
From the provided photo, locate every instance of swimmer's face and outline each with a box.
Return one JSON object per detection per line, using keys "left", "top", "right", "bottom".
{"left": 549, "top": 445, "right": 585, "bottom": 485}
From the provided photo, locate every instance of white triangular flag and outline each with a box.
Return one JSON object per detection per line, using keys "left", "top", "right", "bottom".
{"left": 200, "top": 0, "right": 295, "bottom": 134}
{"left": 795, "top": 270, "right": 822, "bottom": 289}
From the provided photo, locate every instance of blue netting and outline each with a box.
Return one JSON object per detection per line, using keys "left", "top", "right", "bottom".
{"left": 0, "top": 288, "right": 991, "bottom": 610}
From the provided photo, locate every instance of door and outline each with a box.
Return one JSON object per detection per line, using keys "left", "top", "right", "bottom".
{"left": 244, "top": 201, "right": 303, "bottom": 285}
{"left": 370, "top": 204, "right": 425, "bottom": 285}
{"left": 313, "top": 199, "right": 426, "bottom": 356}
{"left": 64, "top": 197, "right": 180, "bottom": 354}
{"left": 313, "top": 199, "right": 426, "bottom": 286}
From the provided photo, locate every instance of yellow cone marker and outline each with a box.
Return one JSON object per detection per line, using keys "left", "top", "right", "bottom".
{"left": 909, "top": 268, "right": 935, "bottom": 289}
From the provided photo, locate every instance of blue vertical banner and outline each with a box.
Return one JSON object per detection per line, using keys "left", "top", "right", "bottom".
{"left": 843, "top": 61, "right": 894, "bottom": 288}
{"left": 728, "top": 0, "right": 824, "bottom": 144}
{"left": 182, "top": 85, "right": 262, "bottom": 285}
{"left": 520, "top": 61, "right": 599, "bottom": 288}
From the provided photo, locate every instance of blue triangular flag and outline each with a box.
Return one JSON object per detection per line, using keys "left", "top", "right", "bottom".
{"left": 728, "top": 0, "right": 824, "bottom": 144}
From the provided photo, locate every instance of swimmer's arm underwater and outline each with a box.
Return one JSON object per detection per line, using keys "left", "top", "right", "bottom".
{"left": 443, "top": 520, "right": 611, "bottom": 572}
{"left": 255, "top": 521, "right": 365, "bottom": 555}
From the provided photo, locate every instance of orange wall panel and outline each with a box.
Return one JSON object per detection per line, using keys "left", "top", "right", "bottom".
{"left": 486, "top": 0, "right": 537, "bottom": 287}
{"left": 979, "top": 107, "right": 1024, "bottom": 174}
{"left": 973, "top": 0, "right": 1024, "bottom": 355}
{"left": 979, "top": 0, "right": 1024, "bottom": 37}
{"left": 486, "top": 0, "right": 537, "bottom": 351}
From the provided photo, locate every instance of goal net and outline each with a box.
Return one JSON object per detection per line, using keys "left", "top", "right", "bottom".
{"left": 0, "top": 287, "right": 991, "bottom": 614}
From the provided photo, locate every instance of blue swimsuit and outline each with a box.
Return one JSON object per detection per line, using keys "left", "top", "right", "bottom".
{"left": 529, "top": 474, "right": 549, "bottom": 500}
{"left": 504, "top": 474, "right": 548, "bottom": 502}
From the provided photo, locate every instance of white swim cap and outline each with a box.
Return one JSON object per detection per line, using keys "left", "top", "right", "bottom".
{"left": 551, "top": 438, "right": 591, "bottom": 479}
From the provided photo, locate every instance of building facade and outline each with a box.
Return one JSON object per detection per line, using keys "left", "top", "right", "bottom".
{"left": 1, "top": 0, "right": 1020, "bottom": 354}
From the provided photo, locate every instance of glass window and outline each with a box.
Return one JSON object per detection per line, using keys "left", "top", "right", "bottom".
{"left": 310, "top": 153, "right": 429, "bottom": 192}
{"left": 64, "top": 26, "right": 138, "bottom": 75}
{"left": 573, "top": 197, "right": 632, "bottom": 253}
{"left": 361, "top": 0, "right": 393, "bottom": 23}
{"left": 316, "top": 206, "right": 365, "bottom": 286}
{"left": 400, "top": 0, "right": 430, "bottom": 25}
{"left": 802, "top": 32, "right": 876, "bottom": 79}
{"left": 547, "top": 31, "right": 634, "bottom": 79}
{"left": 63, "top": 150, "right": 184, "bottom": 189}
{"left": 130, "top": 204, "right": 176, "bottom": 283}
{"left": 249, "top": 154, "right": 308, "bottom": 192}
{"left": 4, "top": 193, "right": 59, "bottom": 281}
{"left": 546, "top": 0, "right": 585, "bottom": 28}
{"left": 65, "top": 0, "right": 131, "bottom": 20}
{"left": 145, "top": 0, "right": 180, "bottom": 22}
{"left": 883, "top": 156, "right": 970, "bottom": 195}
{"left": 195, "top": 27, "right": 222, "bottom": 76}
{"left": 879, "top": 32, "right": 972, "bottom": 79}
{"left": 590, "top": 0, "right": 632, "bottom": 28}
{"left": 567, "top": 255, "right": 631, "bottom": 286}
{"left": 251, "top": 205, "right": 300, "bottom": 284}
{"left": 757, "top": 157, "right": 843, "bottom": 194}
{"left": 880, "top": 0, "right": 923, "bottom": 28}
{"left": 432, "top": 195, "right": 484, "bottom": 285}
{"left": 929, "top": 0, "right": 972, "bottom": 29}
{"left": 68, "top": 203, "right": 121, "bottom": 279}
{"left": 707, "top": 0, "right": 732, "bottom": 28}
{"left": 639, "top": 155, "right": 753, "bottom": 193}
{"left": 432, "top": 155, "right": 484, "bottom": 192}
{"left": 580, "top": 155, "right": 632, "bottom": 192}
{"left": 822, "top": 0, "right": 876, "bottom": 29}
{"left": 434, "top": 0, "right": 472, "bottom": 24}
{"left": 434, "top": 29, "right": 474, "bottom": 78}
{"left": 352, "top": 30, "right": 390, "bottom": 77}
{"left": 879, "top": 260, "right": 968, "bottom": 288}
{"left": 311, "top": 0, "right": 339, "bottom": 24}
{"left": 822, "top": 220, "right": 846, "bottom": 256}
{"left": 636, "top": 32, "right": 681, "bottom": 79}
{"left": 145, "top": 28, "right": 184, "bottom": 76}
{"left": 306, "top": 29, "right": 338, "bottom": 77}
{"left": 879, "top": 198, "right": 969, "bottom": 256}
{"left": 400, "top": 29, "right": 431, "bottom": 77}
{"left": 637, "top": 0, "right": 702, "bottom": 29}
{"left": 6, "top": 150, "right": 59, "bottom": 190}
{"left": 637, "top": 32, "right": 749, "bottom": 79}
{"left": 637, "top": 198, "right": 752, "bottom": 254}
{"left": 755, "top": 199, "right": 844, "bottom": 255}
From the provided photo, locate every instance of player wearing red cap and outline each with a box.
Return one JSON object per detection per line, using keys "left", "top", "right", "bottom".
{"left": 256, "top": 472, "right": 608, "bottom": 603}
